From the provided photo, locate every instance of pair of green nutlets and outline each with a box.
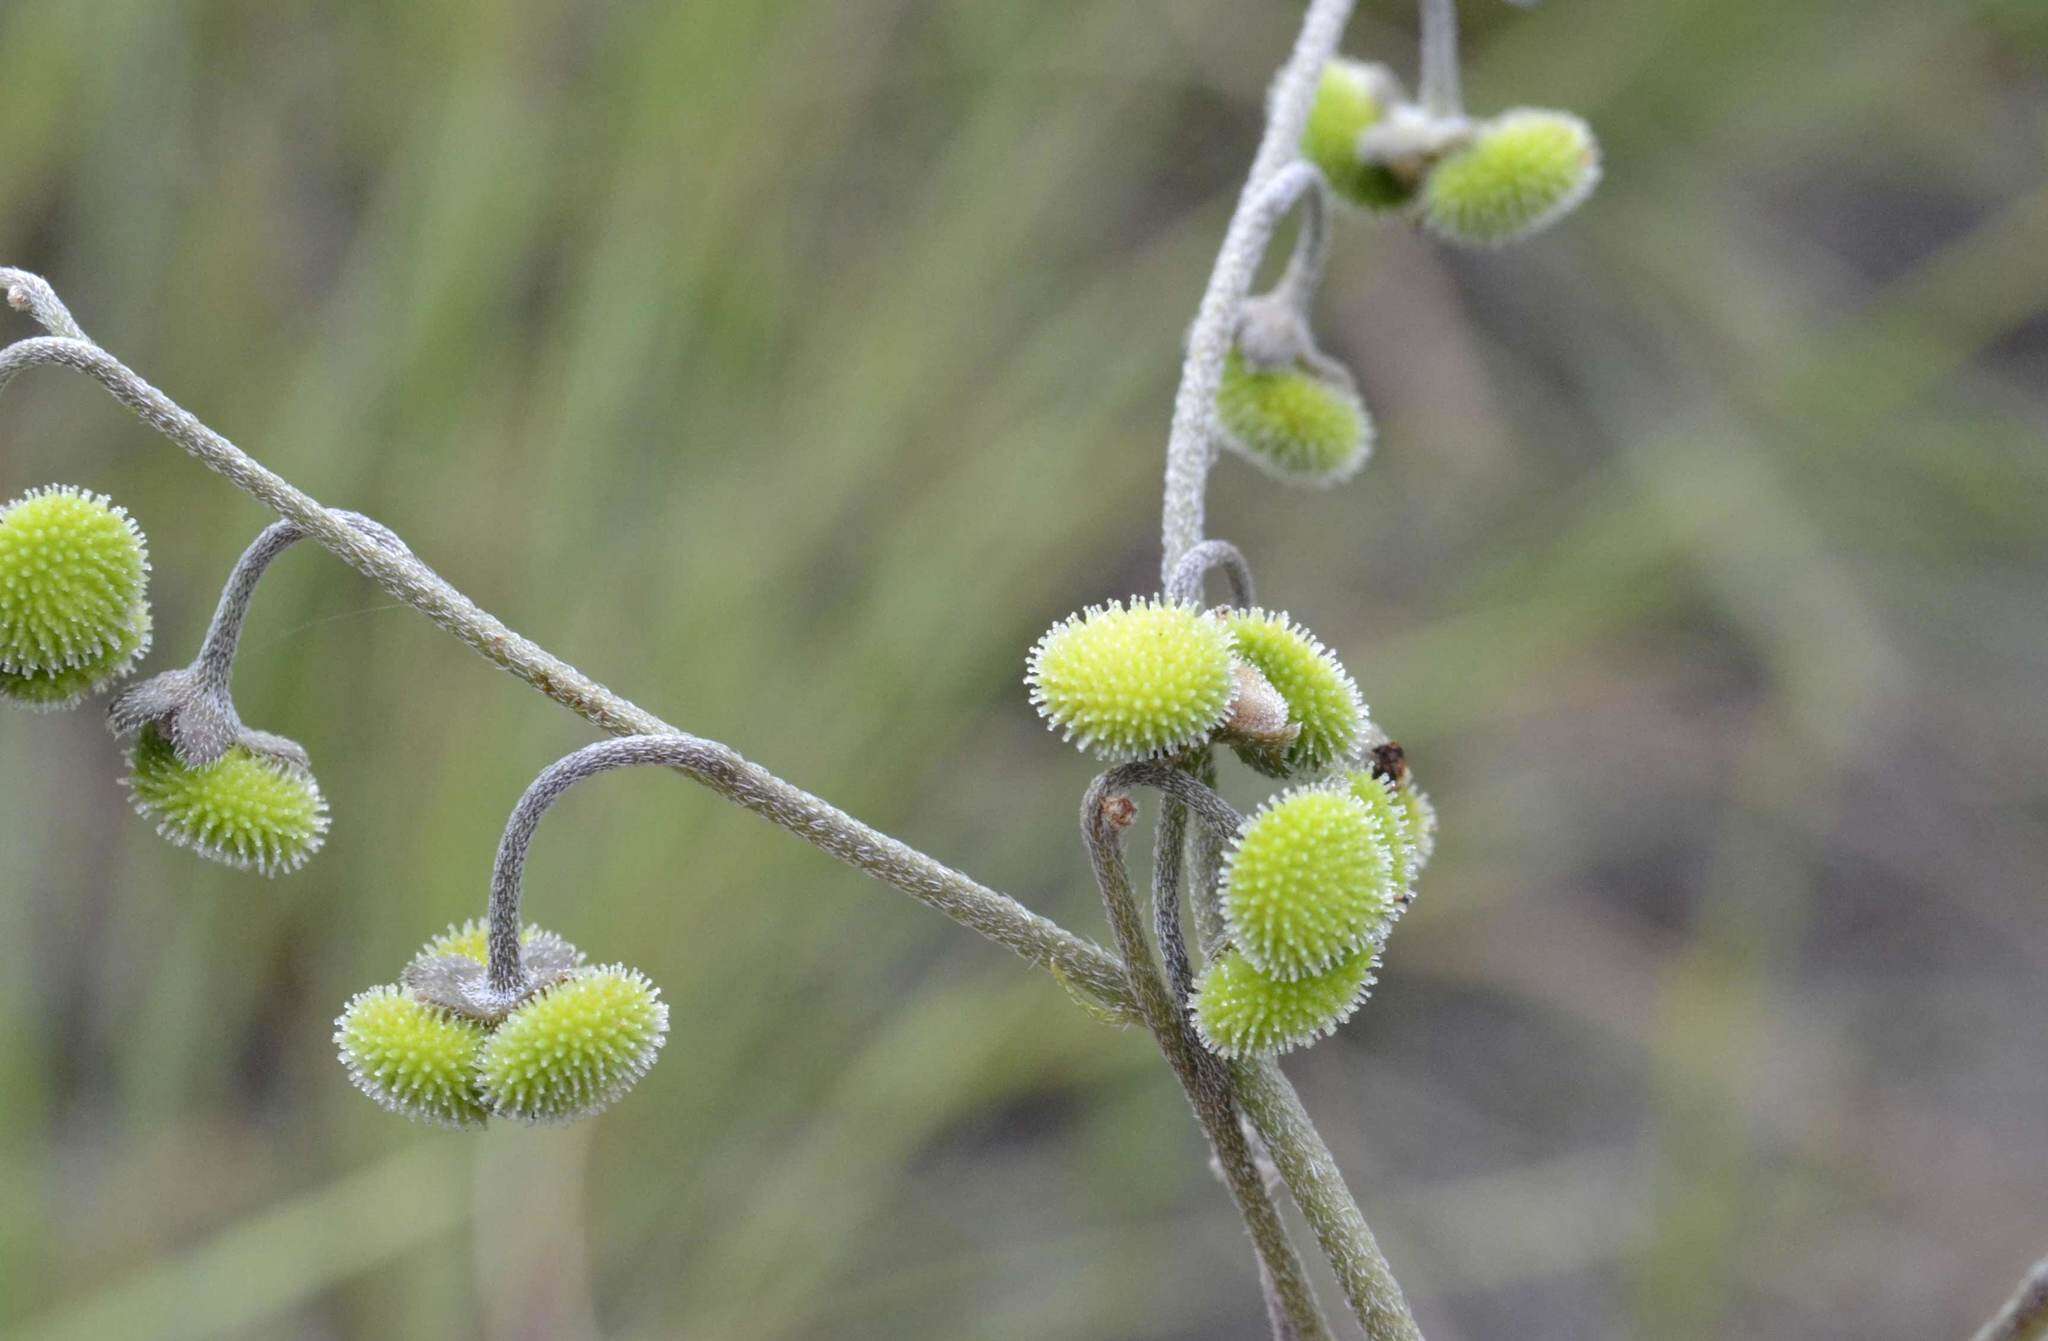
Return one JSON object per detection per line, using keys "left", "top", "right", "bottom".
{"left": 1027, "top": 598, "right": 1437, "bottom": 1060}
{"left": 2, "top": 484, "right": 667, "bottom": 1127}
{"left": 1, "top": 484, "right": 330, "bottom": 870}
{"left": 1217, "top": 58, "right": 1600, "bottom": 488}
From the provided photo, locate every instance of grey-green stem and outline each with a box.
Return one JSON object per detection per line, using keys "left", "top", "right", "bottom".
{"left": 1083, "top": 768, "right": 1330, "bottom": 1341}
{"left": 1159, "top": 0, "right": 1360, "bottom": 583}
{"left": 1418, "top": 0, "right": 1463, "bottom": 118}
{"left": 0, "top": 270, "right": 1135, "bottom": 1020}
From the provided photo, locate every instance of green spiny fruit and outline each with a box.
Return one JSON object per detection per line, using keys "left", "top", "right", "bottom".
{"left": 477, "top": 965, "right": 669, "bottom": 1125}
{"left": 126, "top": 724, "right": 329, "bottom": 875}
{"left": 1191, "top": 943, "right": 1378, "bottom": 1059}
{"left": 1026, "top": 597, "right": 1236, "bottom": 761}
{"left": 334, "top": 984, "right": 491, "bottom": 1129}
{"left": 1216, "top": 350, "right": 1372, "bottom": 487}
{"left": 1223, "top": 785, "right": 1397, "bottom": 980}
{"left": 1223, "top": 609, "right": 1365, "bottom": 773}
{"left": 0, "top": 485, "right": 150, "bottom": 674}
{"left": 1346, "top": 769, "right": 1423, "bottom": 889}
{"left": 1302, "top": 59, "right": 1415, "bottom": 209}
{"left": 0, "top": 601, "right": 149, "bottom": 712}
{"left": 1422, "top": 108, "right": 1599, "bottom": 247}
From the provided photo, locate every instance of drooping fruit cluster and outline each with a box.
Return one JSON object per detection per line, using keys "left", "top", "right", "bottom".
{"left": 1027, "top": 599, "right": 1365, "bottom": 776}
{"left": 336, "top": 919, "right": 669, "bottom": 1128}
{"left": 125, "top": 723, "right": 329, "bottom": 876}
{"left": 1193, "top": 763, "right": 1438, "bottom": 1060}
{"left": 0, "top": 485, "right": 151, "bottom": 711}
{"left": 1301, "top": 59, "right": 1600, "bottom": 247}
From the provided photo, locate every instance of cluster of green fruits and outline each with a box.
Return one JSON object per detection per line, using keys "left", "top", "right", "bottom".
{"left": 1, "top": 485, "right": 328, "bottom": 872}
{"left": 336, "top": 920, "right": 668, "bottom": 1128}
{"left": 1027, "top": 598, "right": 1435, "bottom": 1058}
{"left": 3, "top": 484, "right": 668, "bottom": 1127}
{"left": 1217, "top": 58, "right": 1600, "bottom": 489}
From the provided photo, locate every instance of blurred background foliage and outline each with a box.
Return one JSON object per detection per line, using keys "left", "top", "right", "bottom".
{"left": 1, "top": 0, "right": 2044, "bottom": 1337}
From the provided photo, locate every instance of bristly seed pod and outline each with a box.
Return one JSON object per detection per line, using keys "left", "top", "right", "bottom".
{"left": 334, "top": 984, "right": 492, "bottom": 1130}
{"left": 1026, "top": 597, "right": 1236, "bottom": 761}
{"left": 1222, "top": 609, "right": 1365, "bottom": 775}
{"left": 1223, "top": 785, "right": 1397, "bottom": 981}
{"left": 1216, "top": 349, "right": 1373, "bottom": 488}
{"left": 475, "top": 965, "right": 669, "bottom": 1125}
{"left": 125, "top": 723, "right": 329, "bottom": 875}
{"left": 1191, "top": 943, "right": 1378, "bottom": 1059}
{"left": 0, "top": 485, "right": 150, "bottom": 681}
{"left": 1, "top": 602, "right": 150, "bottom": 712}
{"left": 1302, "top": 59, "right": 1417, "bottom": 210}
{"left": 1421, "top": 108, "right": 1600, "bottom": 247}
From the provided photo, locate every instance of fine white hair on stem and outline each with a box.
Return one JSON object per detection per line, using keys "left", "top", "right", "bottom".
{"left": 1159, "top": 0, "right": 1360, "bottom": 585}
{"left": 1973, "top": 1254, "right": 2048, "bottom": 1341}
{"left": 1419, "top": 0, "right": 1464, "bottom": 118}
{"left": 1166, "top": 539, "right": 1257, "bottom": 608}
{"left": 0, "top": 283, "right": 1137, "bottom": 1020}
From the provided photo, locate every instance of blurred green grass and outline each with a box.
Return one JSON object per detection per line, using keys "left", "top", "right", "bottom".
{"left": 2, "top": 1, "right": 2044, "bottom": 1337}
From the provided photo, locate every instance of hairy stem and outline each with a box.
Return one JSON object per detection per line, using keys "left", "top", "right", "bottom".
{"left": 1083, "top": 771, "right": 1329, "bottom": 1341}
{"left": 1159, "top": 0, "right": 1359, "bottom": 582}
{"left": 1418, "top": 0, "right": 1463, "bottom": 119}
{"left": 1233, "top": 1060, "right": 1423, "bottom": 1341}
{"left": 1975, "top": 1256, "right": 2048, "bottom": 1341}
{"left": 1166, "top": 538, "right": 1258, "bottom": 609}
{"left": 0, "top": 273, "right": 1135, "bottom": 1021}
{"left": 195, "top": 513, "right": 402, "bottom": 697}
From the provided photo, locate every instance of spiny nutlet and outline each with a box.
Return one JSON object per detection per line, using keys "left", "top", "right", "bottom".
{"left": 1301, "top": 59, "right": 1417, "bottom": 209}
{"left": 475, "top": 965, "right": 670, "bottom": 1125}
{"left": 1, "top": 601, "right": 149, "bottom": 712}
{"left": 1026, "top": 597, "right": 1237, "bottom": 761}
{"left": 1216, "top": 349, "right": 1373, "bottom": 488}
{"left": 334, "top": 984, "right": 492, "bottom": 1130}
{"left": 1421, "top": 107, "right": 1600, "bottom": 247}
{"left": 1222, "top": 784, "right": 1399, "bottom": 982}
{"left": 124, "top": 723, "right": 329, "bottom": 876}
{"left": 1222, "top": 609, "right": 1366, "bottom": 775}
{"left": 0, "top": 485, "right": 151, "bottom": 680}
{"left": 1345, "top": 767, "right": 1436, "bottom": 904}
{"left": 1191, "top": 942, "right": 1378, "bottom": 1059}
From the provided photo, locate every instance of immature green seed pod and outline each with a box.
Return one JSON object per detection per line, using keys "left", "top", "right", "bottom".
{"left": 1223, "top": 786, "right": 1397, "bottom": 981}
{"left": 0, "top": 485, "right": 150, "bottom": 675}
{"left": 1422, "top": 108, "right": 1600, "bottom": 247}
{"left": 1301, "top": 59, "right": 1415, "bottom": 209}
{"left": 334, "top": 984, "right": 492, "bottom": 1129}
{"left": 1026, "top": 598, "right": 1236, "bottom": 761}
{"left": 1191, "top": 943, "right": 1378, "bottom": 1059}
{"left": 1216, "top": 350, "right": 1372, "bottom": 487}
{"left": 125, "top": 724, "right": 329, "bottom": 875}
{"left": 1346, "top": 768, "right": 1437, "bottom": 902}
{"left": 476, "top": 965, "right": 669, "bottom": 1125}
{"left": 1, "top": 601, "right": 150, "bottom": 712}
{"left": 1222, "top": 609, "right": 1365, "bottom": 774}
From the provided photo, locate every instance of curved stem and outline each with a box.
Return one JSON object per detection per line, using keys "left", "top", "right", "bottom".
{"left": 0, "top": 287, "right": 1135, "bottom": 1023}
{"left": 1976, "top": 1255, "right": 2048, "bottom": 1341}
{"left": 194, "top": 513, "right": 402, "bottom": 697}
{"left": 1269, "top": 177, "right": 1335, "bottom": 322}
{"left": 1082, "top": 772, "right": 1329, "bottom": 1341}
{"left": 1418, "top": 0, "right": 1463, "bottom": 119}
{"left": 1166, "top": 539, "right": 1257, "bottom": 609}
{"left": 1160, "top": 0, "right": 1359, "bottom": 584}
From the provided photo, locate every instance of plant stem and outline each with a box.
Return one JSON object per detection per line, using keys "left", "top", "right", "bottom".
{"left": 1083, "top": 770, "right": 1330, "bottom": 1341}
{"left": 1975, "top": 1255, "right": 2048, "bottom": 1341}
{"left": 1418, "top": 0, "right": 1463, "bottom": 119}
{"left": 1233, "top": 1059, "right": 1424, "bottom": 1341}
{"left": 0, "top": 278, "right": 1136, "bottom": 1021}
{"left": 1159, "top": 0, "right": 1359, "bottom": 584}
